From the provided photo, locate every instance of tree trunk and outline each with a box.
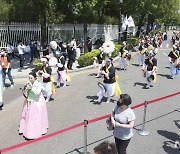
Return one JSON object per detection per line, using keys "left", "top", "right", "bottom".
{"left": 146, "top": 14, "right": 154, "bottom": 34}
{"left": 136, "top": 14, "right": 145, "bottom": 37}
{"left": 83, "top": 22, "right": 88, "bottom": 53}
{"left": 41, "top": 10, "right": 47, "bottom": 44}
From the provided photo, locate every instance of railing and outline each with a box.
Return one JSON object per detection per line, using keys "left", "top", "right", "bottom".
{"left": 0, "top": 91, "right": 179, "bottom": 153}
{"left": 0, "top": 22, "right": 41, "bottom": 47}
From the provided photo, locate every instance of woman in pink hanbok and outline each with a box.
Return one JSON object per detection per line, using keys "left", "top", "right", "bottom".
{"left": 19, "top": 71, "right": 48, "bottom": 140}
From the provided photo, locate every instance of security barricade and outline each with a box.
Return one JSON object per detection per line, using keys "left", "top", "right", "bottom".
{"left": 0, "top": 91, "right": 180, "bottom": 153}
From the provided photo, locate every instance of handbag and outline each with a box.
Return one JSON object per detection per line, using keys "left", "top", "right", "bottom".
{"left": 106, "top": 106, "right": 118, "bottom": 131}
{"left": 106, "top": 117, "right": 114, "bottom": 131}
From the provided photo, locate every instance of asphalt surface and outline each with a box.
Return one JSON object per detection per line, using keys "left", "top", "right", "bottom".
{"left": 0, "top": 31, "right": 180, "bottom": 154}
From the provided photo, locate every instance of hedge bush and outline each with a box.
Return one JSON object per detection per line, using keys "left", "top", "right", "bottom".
{"left": 77, "top": 50, "right": 100, "bottom": 67}
{"left": 127, "top": 37, "right": 138, "bottom": 50}
{"left": 77, "top": 43, "right": 122, "bottom": 67}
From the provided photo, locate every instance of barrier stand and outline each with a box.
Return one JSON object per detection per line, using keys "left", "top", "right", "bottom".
{"left": 84, "top": 120, "right": 90, "bottom": 154}
{"left": 137, "top": 101, "right": 149, "bottom": 136}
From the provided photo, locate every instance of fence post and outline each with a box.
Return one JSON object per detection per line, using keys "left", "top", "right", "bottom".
{"left": 84, "top": 120, "right": 88, "bottom": 154}
{"left": 137, "top": 101, "right": 149, "bottom": 136}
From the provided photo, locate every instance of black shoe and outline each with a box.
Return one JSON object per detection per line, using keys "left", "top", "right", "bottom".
{"left": 49, "top": 97, "right": 54, "bottom": 101}
{"left": 0, "top": 104, "right": 3, "bottom": 110}
{"left": 150, "top": 85, "right": 153, "bottom": 87}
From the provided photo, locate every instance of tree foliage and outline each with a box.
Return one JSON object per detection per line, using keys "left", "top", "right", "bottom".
{"left": 0, "top": 0, "right": 179, "bottom": 37}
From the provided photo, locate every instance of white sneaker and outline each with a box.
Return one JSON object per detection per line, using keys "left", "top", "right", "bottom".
{"left": 106, "top": 101, "right": 110, "bottom": 103}
{"left": 145, "top": 85, "right": 150, "bottom": 89}
{"left": 94, "top": 99, "right": 101, "bottom": 103}
{"left": 10, "top": 84, "right": 15, "bottom": 88}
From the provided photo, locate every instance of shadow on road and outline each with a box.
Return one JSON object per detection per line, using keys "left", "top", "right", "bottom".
{"left": 88, "top": 73, "right": 97, "bottom": 77}
{"left": 157, "top": 128, "right": 180, "bottom": 154}
{"left": 134, "top": 109, "right": 180, "bottom": 154}
{"left": 165, "top": 66, "right": 170, "bottom": 69}
{"left": 132, "top": 63, "right": 140, "bottom": 67}
{"left": 157, "top": 73, "right": 172, "bottom": 79}
{"left": 134, "top": 82, "right": 147, "bottom": 89}
{"left": 86, "top": 95, "right": 116, "bottom": 105}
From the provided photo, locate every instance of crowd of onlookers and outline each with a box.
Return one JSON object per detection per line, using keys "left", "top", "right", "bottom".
{"left": 0, "top": 36, "right": 105, "bottom": 70}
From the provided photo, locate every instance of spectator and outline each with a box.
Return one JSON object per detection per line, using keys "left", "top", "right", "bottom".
{"left": 67, "top": 39, "right": 76, "bottom": 70}
{"left": 94, "top": 141, "right": 117, "bottom": 154}
{"left": 17, "top": 40, "right": 25, "bottom": 70}
{"left": 76, "top": 40, "right": 81, "bottom": 60}
{"left": 0, "top": 50, "right": 14, "bottom": 88}
{"left": 30, "top": 40, "right": 38, "bottom": 63}
{"left": 7, "top": 42, "right": 15, "bottom": 59}
{"left": 61, "top": 42, "right": 68, "bottom": 62}
{"left": 24, "top": 42, "right": 31, "bottom": 62}
{"left": 41, "top": 41, "right": 49, "bottom": 56}
{"left": 80, "top": 36, "right": 85, "bottom": 53}
{"left": 34, "top": 37, "right": 41, "bottom": 58}
{"left": 87, "top": 37, "right": 92, "bottom": 52}
{"left": 111, "top": 94, "right": 135, "bottom": 154}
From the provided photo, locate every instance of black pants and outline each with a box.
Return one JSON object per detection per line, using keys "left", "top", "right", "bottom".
{"left": 67, "top": 59, "right": 74, "bottom": 69}
{"left": 19, "top": 54, "right": 24, "bottom": 68}
{"left": 115, "top": 137, "right": 131, "bottom": 154}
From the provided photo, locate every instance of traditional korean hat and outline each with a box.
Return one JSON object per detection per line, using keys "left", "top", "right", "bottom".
{"left": 41, "top": 56, "right": 49, "bottom": 62}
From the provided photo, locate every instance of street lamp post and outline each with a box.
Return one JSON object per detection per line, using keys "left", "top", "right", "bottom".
{"left": 118, "top": 0, "right": 123, "bottom": 43}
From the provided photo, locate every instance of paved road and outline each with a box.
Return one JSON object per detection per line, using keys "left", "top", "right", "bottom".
{"left": 0, "top": 31, "right": 180, "bottom": 154}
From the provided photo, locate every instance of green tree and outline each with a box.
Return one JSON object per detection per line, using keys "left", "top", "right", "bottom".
{"left": 0, "top": 0, "right": 11, "bottom": 22}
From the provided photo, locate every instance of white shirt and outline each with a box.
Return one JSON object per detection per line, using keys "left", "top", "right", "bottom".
{"left": 24, "top": 45, "right": 31, "bottom": 53}
{"left": 70, "top": 40, "right": 77, "bottom": 50}
{"left": 7, "top": 45, "right": 14, "bottom": 53}
{"left": 113, "top": 106, "right": 135, "bottom": 140}
{"left": 18, "top": 44, "right": 25, "bottom": 55}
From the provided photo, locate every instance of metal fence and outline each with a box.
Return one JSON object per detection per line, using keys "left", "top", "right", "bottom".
{"left": 0, "top": 22, "right": 41, "bottom": 47}
{"left": 47, "top": 23, "right": 120, "bottom": 43}
{"left": 0, "top": 22, "right": 138, "bottom": 48}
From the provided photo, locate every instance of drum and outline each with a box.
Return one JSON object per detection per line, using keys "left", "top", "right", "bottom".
{"left": 140, "top": 48, "right": 146, "bottom": 54}
{"left": 127, "top": 53, "right": 132, "bottom": 60}
{"left": 98, "top": 82, "right": 107, "bottom": 93}
{"left": 50, "top": 41, "right": 58, "bottom": 50}
{"left": 174, "top": 59, "right": 180, "bottom": 68}
{"left": 147, "top": 74, "right": 155, "bottom": 82}
{"left": 49, "top": 57, "right": 58, "bottom": 66}
{"left": 148, "top": 45, "right": 154, "bottom": 51}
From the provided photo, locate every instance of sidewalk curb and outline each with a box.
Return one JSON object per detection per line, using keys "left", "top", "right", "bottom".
{"left": 12, "top": 51, "right": 138, "bottom": 79}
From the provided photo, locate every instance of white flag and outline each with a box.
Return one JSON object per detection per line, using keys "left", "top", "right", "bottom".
{"left": 127, "top": 16, "right": 135, "bottom": 27}
{"left": 122, "top": 15, "right": 128, "bottom": 31}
